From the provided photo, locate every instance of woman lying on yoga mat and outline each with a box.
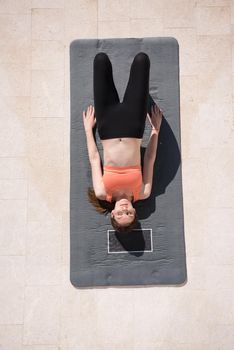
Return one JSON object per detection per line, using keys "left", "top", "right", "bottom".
{"left": 83, "top": 52, "right": 162, "bottom": 233}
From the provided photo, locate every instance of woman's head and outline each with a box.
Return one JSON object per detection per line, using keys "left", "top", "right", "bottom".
{"left": 87, "top": 188, "right": 138, "bottom": 233}
{"left": 110, "top": 198, "right": 138, "bottom": 232}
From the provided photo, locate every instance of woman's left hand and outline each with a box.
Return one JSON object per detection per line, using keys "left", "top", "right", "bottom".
{"left": 83, "top": 105, "right": 96, "bottom": 132}
{"left": 147, "top": 104, "right": 163, "bottom": 135}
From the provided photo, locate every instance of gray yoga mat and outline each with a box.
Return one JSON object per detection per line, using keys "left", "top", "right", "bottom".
{"left": 70, "top": 37, "right": 187, "bottom": 288}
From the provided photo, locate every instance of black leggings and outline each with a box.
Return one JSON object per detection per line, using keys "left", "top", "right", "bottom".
{"left": 93, "top": 52, "right": 150, "bottom": 140}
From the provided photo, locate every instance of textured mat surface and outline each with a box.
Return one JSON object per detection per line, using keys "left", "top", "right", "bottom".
{"left": 70, "top": 37, "right": 187, "bottom": 288}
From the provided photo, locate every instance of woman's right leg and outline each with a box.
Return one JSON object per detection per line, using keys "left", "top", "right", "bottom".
{"left": 93, "top": 52, "right": 120, "bottom": 138}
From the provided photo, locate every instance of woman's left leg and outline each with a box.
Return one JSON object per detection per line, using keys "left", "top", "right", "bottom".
{"left": 121, "top": 52, "right": 150, "bottom": 138}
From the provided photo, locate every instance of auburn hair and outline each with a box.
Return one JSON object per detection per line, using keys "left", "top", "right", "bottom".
{"left": 87, "top": 187, "right": 114, "bottom": 214}
{"left": 87, "top": 187, "right": 139, "bottom": 233}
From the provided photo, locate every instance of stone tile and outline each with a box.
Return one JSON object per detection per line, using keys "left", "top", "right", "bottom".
{"left": 98, "top": 21, "right": 130, "bottom": 38}
{"left": 32, "top": 9, "right": 64, "bottom": 41}
{"left": 184, "top": 257, "right": 207, "bottom": 291}
{"left": 0, "top": 63, "right": 30, "bottom": 96}
{"left": 0, "top": 97, "right": 30, "bottom": 157}
{"left": 62, "top": 101, "right": 70, "bottom": 167}
{"left": 64, "top": 46, "right": 70, "bottom": 98}
{"left": 0, "top": 325, "right": 23, "bottom": 350}
{"left": 205, "top": 264, "right": 234, "bottom": 290}
{"left": 28, "top": 184, "right": 64, "bottom": 222}
{"left": 64, "top": 0, "right": 97, "bottom": 43}
{"left": 26, "top": 220, "right": 62, "bottom": 286}
{"left": 163, "top": 0, "right": 196, "bottom": 28}
{"left": 0, "top": 0, "right": 31, "bottom": 13}
{"left": 60, "top": 263, "right": 70, "bottom": 287}
{"left": 135, "top": 341, "right": 171, "bottom": 350}
{"left": 209, "top": 324, "right": 234, "bottom": 349}
{"left": 64, "top": 0, "right": 96, "bottom": 20}
{"left": 232, "top": 2, "right": 234, "bottom": 24}
{"left": 163, "top": 28, "right": 198, "bottom": 76}
{"left": 182, "top": 157, "right": 208, "bottom": 206}
{"left": 0, "top": 42, "right": 31, "bottom": 66}
{"left": 201, "top": 147, "right": 234, "bottom": 208}
{"left": 32, "top": 41, "right": 64, "bottom": 71}
{"left": 32, "top": 0, "right": 64, "bottom": 8}
{"left": 0, "top": 256, "right": 25, "bottom": 324}
{"left": 0, "top": 179, "right": 27, "bottom": 199}
{"left": 0, "top": 14, "right": 31, "bottom": 45}
{"left": 183, "top": 204, "right": 206, "bottom": 258}
{"left": 215, "top": 148, "right": 234, "bottom": 203}
{"left": 232, "top": 72, "right": 234, "bottom": 96}
{"left": 196, "top": 6, "right": 231, "bottom": 35}
{"left": 60, "top": 288, "right": 98, "bottom": 350}
{"left": 0, "top": 157, "right": 28, "bottom": 179}
{"left": 133, "top": 289, "right": 211, "bottom": 344}
{"left": 198, "top": 103, "right": 233, "bottom": 148}
{"left": 31, "top": 95, "right": 64, "bottom": 118}
{"left": 98, "top": 0, "right": 130, "bottom": 21}
{"left": 27, "top": 158, "right": 66, "bottom": 221}
{"left": 170, "top": 344, "right": 219, "bottom": 350}
{"left": 96, "top": 289, "right": 134, "bottom": 346}
{"left": 180, "top": 75, "right": 200, "bottom": 158}
{"left": 30, "top": 68, "right": 64, "bottom": 118}
{"left": 130, "top": 19, "right": 164, "bottom": 38}
{"left": 135, "top": 341, "right": 210, "bottom": 350}
{"left": 180, "top": 74, "right": 198, "bottom": 104}
{"left": 198, "top": 35, "right": 232, "bottom": 64}
{"left": 64, "top": 19, "right": 97, "bottom": 44}
{"left": 204, "top": 208, "right": 234, "bottom": 264}
{"left": 23, "top": 286, "right": 61, "bottom": 345}
{"left": 25, "top": 257, "right": 61, "bottom": 286}
{"left": 97, "top": 342, "right": 133, "bottom": 350}
{"left": 23, "top": 346, "right": 59, "bottom": 350}
{"left": 61, "top": 211, "right": 69, "bottom": 265}
{"left": 27, "top": 118, "right": 64, "bottom": 161}
{"left": 31, "top": 70, "right": 64, "bottom": 98}
{"left": 0, "top": 199, "right": 26, "bottom": 255}
{"left": 130, "top": 0, "right": 163, "bottom": 19}
{"left": 199, "top": 290, "right": 234, "bottom": 325}
{"left": 197, "top": 0, "right": 231, "bottom": 6}
{"left": 232, "top": 45, "right": 234, "bottom": 76}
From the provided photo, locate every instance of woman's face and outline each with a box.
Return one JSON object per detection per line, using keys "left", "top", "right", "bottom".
{"left": 111, "top": 198, "right": 136, "bottom": 226}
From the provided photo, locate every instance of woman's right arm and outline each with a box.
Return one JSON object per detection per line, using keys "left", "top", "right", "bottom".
{"left": 85, "top": 128, "right": 106, "bottom": 198}
{"left": 83, "top": 105, "right": 100, "bottom": 163}
{"left": 83, "top": 105, "right": 106, "bottom": 198}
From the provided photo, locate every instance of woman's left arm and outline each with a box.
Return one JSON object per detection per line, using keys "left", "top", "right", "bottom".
{"left": 142, "top": 130, "right": 158, "bottom": 198}
{"left": 141, "top": 105, "right": 163, "bottom": 198}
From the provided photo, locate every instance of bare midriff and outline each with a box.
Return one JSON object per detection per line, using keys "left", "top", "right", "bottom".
{"left": 101, "top": 137, "right": 142, "bottom": 167}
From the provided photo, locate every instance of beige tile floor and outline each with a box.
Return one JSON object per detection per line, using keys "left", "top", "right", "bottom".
{"left": 0, "top": 0, "right": 234, "bottom": 349}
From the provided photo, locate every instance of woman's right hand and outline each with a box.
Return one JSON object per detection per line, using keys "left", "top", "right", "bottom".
{"left": 83, "top": 105, "right": 96, "bottom": 133}
{"left": 147, "top": 104, "right": 163, "bottom": 135}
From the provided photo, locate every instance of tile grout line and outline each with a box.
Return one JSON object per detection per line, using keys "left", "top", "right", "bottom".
{"left": 21, "top": 1, "right": 33, "bottom": 346}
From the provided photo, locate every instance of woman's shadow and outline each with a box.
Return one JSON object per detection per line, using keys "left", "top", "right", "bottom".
{"left": 136, "top": 94, "right": 181, "bottom": 220}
